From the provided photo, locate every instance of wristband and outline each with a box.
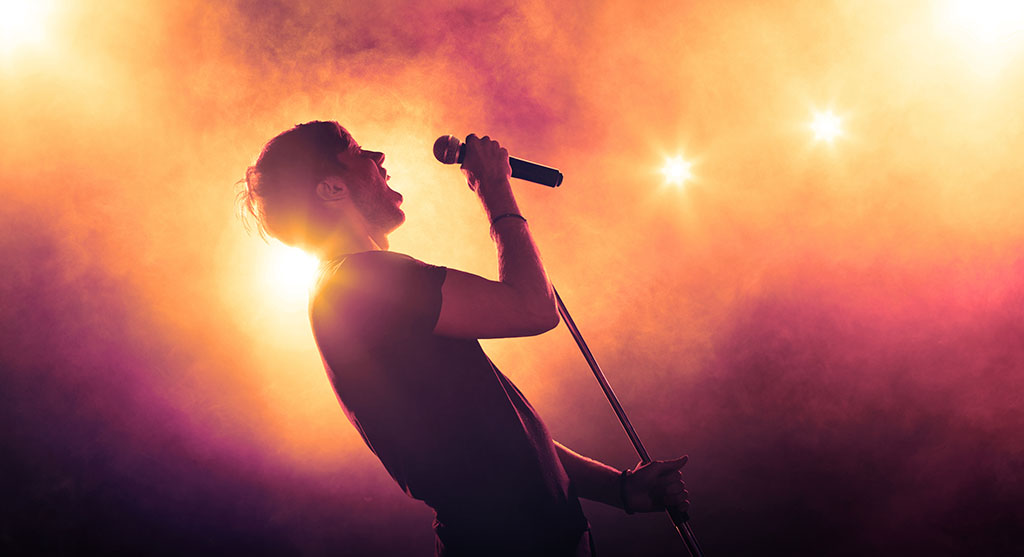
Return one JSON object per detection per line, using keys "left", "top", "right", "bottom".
{"left": 490, "top": 213, "right": 527, "bottom": 227}
{"left": 620, "top": 469, "right": 635, "bottom": 515}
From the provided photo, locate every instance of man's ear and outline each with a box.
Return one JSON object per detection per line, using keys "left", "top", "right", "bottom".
{"left": 316, "top": 176, "right": 349, "bottom": 202}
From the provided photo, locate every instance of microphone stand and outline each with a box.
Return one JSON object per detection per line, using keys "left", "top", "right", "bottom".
{"left": 554, "top": 288, "right": 705, "bottom": 557}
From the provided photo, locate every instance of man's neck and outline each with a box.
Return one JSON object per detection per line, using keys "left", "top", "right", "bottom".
{"left": 320, "top": 232, "right": 385, "bottom": 260}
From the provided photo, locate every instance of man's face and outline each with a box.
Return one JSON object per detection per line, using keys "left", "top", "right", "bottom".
{"left": 334, "top": 129, "right": 405, "bottom": 235}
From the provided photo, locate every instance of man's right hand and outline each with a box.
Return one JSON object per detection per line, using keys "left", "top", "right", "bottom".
{"left": 460, "top": 134, "right": 513, "bottom": 197}
{"left": 433, "top": 134, "right": 558, "bottom": 340}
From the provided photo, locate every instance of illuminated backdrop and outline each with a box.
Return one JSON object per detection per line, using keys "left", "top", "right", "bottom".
{"left": 2, "top": 1, "right": 1023, "bottom": 554}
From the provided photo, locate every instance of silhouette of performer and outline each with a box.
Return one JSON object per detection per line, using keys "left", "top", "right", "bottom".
{"left": 241, "top": 121, "right": 689, "bottom": 556}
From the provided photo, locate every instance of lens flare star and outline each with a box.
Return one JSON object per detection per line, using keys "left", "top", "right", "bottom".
{"left": 662, "top": 155, "right": 693, "bottom": 186}
{"left": 811, "top": 111, "right": 843, "bottom": 143}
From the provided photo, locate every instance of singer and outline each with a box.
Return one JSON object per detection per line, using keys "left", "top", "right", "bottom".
{"left": 239, "top": 121, "right": 689, "bottom": 556}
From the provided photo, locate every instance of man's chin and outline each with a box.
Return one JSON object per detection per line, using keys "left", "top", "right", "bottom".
{"left": 387, "top": 210, "right": 406, "bottom": 233}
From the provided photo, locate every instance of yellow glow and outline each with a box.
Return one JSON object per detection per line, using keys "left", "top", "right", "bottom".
{"left": 943, "top": 0, "right": 1024, "bottom": 46}
{"left": 265, "top": 244, "right": 320, "bottom": 302}
{"left": 662, "top": 155, "right": 693, "bottom": 186}
{"left": 0, "top": 0, "right": 56, "bottom": 55}
{"left": 811, "top": 111, "right": 842, "bottom": 143}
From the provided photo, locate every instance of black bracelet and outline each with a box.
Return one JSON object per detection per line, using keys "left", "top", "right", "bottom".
{"left": 620, "top": 469, "right": 635, "bottom": 515}
{"left": 490, "top": 213, "right": 527, "bottom": 227}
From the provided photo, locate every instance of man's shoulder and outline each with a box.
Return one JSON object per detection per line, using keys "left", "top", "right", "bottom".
{"left": 355, "top": 250, "right": 430, "bottom": 270}
{"left": 312, "top": 251, "right": 443, "bottom": 307}
{"left": 317, "top": 251, "right": 427, "bottom": 287}
{"left": 310, "top": 250, "right": 447, "bottom": 338}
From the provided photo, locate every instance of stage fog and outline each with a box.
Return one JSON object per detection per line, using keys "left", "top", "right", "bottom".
{"left": 2, "top": 1, "right": 1022, "bottom": 555}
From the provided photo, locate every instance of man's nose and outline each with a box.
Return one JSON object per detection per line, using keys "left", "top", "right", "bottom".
{"left": 369, "top": 151, "right": 385, "bottom": 165}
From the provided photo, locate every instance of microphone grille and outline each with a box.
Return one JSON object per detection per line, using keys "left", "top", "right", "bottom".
{"left": 433, "top": 135, "right": 462, "bottom": 165}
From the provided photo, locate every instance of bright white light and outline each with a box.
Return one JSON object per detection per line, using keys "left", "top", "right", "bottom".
{"left": 266, "top": 244, "right": 320, "bottom": 301}
{"left": 943, "top": 0, "right": 1024, "bottom": 46}
{"left": 811, "top": 111, "right": 843, "bottom": 143}
{"left": 662, "top": 155, "right": 693, "bottom": 186}
{"left": 0, "top": 0, "right": 56, "bottom": 56}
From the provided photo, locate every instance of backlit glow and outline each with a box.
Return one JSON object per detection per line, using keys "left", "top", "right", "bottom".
{"left": 266, "top": 244, "right": 320, "bottom": 301}
{"left": 0, "top": 0, "right": 56, "bottom": 56}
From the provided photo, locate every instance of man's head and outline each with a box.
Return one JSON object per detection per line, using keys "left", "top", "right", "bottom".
{"left": 239, "top": 121, "right": 404, "bottom": 255}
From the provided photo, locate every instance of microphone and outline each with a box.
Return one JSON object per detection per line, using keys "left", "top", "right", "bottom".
{"left": 433, "top": 135, "right": 563, "bottom": 187}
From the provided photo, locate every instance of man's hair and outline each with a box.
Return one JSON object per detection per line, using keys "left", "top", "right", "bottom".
{"left": 238, "top": 121, "right": 350, "bottom": 250}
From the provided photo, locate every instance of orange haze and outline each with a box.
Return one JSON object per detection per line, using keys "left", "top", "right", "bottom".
{"left": 2, "top": 1, "right": 1023, "bottom": 554}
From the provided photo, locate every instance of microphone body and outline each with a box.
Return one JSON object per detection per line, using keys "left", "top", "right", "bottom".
{"left": 433, "top": 135, "right": 563, "bottom": 187}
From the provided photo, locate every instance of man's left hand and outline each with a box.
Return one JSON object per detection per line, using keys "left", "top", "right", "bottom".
{"left": 622, "top": 455, "right": 690, "bottom": 513}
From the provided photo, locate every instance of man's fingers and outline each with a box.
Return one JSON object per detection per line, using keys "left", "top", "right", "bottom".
{"left": 655, "top": 477, "right": 686, "bottom": 498}
{"left": 669, "top": 455, "right": 689, "bottom": 469}
{"left": 663, "top": 483, "right": 690, "bottom": 508}
{"left": 662, "top": 481, "right": 686, "bottom": 495}
{"left": 666, "top": 491, "right": 689, "bottom": 504}
{"left": 464, "top": 134, "right": 504, "bottom": 157}
{"left": 661, "top": 485, "right": 689, "bottom": 507}
{"left": 626, "top": 456, "right": 691, "bottom": 512}
{"left": 650, "top": 456, "right": 688, "bottom": 478}
{"left": 668, "top": 495, "right": 690, "bottom": 509}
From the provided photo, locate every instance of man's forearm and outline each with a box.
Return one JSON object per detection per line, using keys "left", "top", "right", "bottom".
{"left": 480, "top": 178, "right": 557, "bottom": 326}
{"left": 554, "top": 441, "right": 623, "bottom": 509}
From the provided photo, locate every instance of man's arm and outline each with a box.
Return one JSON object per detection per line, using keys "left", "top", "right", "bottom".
{"left": 433, "top": 134, "right": 559, "bottom": 339}
{"left": 555, "top": 442, "right": 690, "bottom": 514}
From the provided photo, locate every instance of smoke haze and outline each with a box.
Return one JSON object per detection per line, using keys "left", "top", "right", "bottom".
{"left": 2, "top": 1, "right": 1023, "bottom": 554}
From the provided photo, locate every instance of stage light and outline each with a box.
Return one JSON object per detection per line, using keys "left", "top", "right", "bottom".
{"left": 0, "top": 0, "right": 56, "bottom": 56}
{"left": 811, "top": 111, "right": 842, "bottom": 143}
{"left": 266, "top": 244, "right": 320, "bottom": 301}
{"left": 662, "top": 155, "right": 693, "bottom": 186}
{"left": 942, "top": 0, "right": 1024, "bottom": 46}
